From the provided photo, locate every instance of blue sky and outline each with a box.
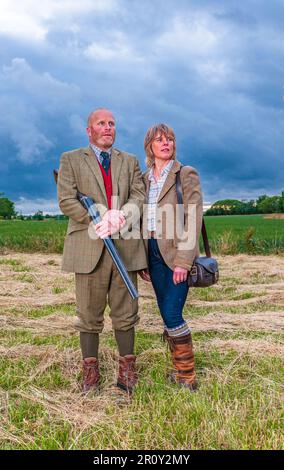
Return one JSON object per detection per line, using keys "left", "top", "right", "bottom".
{"left": 0, "top": 0, "right": 283, "bottom": 214}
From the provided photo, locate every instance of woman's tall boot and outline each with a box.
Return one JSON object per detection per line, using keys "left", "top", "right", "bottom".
{"left": 163, "top": 330, "right": 197, "bottom": 391}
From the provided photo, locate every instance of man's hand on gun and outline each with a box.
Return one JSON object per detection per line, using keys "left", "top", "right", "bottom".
{"left": 95, "top": 209, "right": 126, "bottom": 238}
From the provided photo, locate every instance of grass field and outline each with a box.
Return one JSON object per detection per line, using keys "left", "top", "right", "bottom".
{"left": 0, "top": 252, "right": 283, "bottom": 450}
{"left": 0, "top": 220, "right": 66, "bottom": 253}
{"left": 205, "top": 215, "right": 284, "bottom": 255}
{"left": 0, "top": 214, "right": 284, "bottom": 254}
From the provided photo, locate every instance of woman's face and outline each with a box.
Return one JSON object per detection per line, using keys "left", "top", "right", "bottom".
{"left": 151, "top": 133, "right": 174, "bottom": 160}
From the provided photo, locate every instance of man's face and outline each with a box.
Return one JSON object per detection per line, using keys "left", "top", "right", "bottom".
{"left": 87, "top": 110, "right": 116, "bottom": 150}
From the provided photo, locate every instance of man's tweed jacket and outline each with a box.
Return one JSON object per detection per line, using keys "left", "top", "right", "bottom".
{"left": 57, "top": 146, "right": 148, "bottom": 273}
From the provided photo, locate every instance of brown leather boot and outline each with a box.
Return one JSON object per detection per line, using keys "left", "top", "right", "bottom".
{"left": 117, "top": 355, "right": 138, "bottom": 394}
{"left": 163, "top": 331, "right": 197, "bottom": 391}
{"left": 82, "top": 357, "right": 100, "bottom": 393}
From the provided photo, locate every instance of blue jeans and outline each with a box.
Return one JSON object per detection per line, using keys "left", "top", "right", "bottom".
{"left": 148, "top": 238, "right": 189, "bottom": 329}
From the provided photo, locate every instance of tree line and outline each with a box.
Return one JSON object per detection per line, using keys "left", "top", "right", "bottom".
{"left": 1, "top": 191, "right": 284, "bottom": 220}
{"left": 205, "top": 192, "right": 284, "bottom": 216}
{"left": 0, "top": 194, "right": 67, "bottom": 220}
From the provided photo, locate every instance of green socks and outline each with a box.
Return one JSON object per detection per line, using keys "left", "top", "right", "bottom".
{"left": 115, "top": 328, "right": 135, "bottom": 356}
{"left": 80, "top": 332, "right": 99, "bottom": 359}
{"left": 80, "top": 328, "right": 135, "bottom": 358}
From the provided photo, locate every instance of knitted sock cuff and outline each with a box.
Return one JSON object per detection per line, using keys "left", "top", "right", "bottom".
{"left": 166, "top": 322, "right": 191, "bottom": 337}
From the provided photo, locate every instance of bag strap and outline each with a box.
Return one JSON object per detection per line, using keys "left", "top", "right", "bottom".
{"left": 176, "top": 166, "right": 211, "bottom": 258}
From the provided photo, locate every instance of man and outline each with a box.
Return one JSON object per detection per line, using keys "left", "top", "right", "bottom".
{"left": 57, "top": 108, "right": 147, "bottom": 394}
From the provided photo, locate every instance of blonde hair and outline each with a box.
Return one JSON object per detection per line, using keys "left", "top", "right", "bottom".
{"left": 144, "top": 123, "right": 176, "bottom": 167}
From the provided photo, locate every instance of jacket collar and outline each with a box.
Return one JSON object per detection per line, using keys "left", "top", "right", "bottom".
{"left": 144, "top": 160, "right": 182, "bottom": 203}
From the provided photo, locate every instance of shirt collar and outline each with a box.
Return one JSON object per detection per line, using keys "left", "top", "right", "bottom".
{"left": 90, "top": 144, "right": 112, "bottom": 158}
{"left": 148, "top": 159, "right": 174, "bottom": 181}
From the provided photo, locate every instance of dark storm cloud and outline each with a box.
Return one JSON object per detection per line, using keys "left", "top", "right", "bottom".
{"left": 0, "top": 0, "right": 283, "bottom": 213}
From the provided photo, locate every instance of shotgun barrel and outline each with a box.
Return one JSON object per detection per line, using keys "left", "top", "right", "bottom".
{"left": 77, "top": 191, "right": 139, "bottom": 300}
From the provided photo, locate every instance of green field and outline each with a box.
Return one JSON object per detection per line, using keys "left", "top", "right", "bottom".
{"left": 0, "top": 215, "right": 283, "bottom": 254}
{"left": 204, "top": 215, "right": 284, "bottom": 255}
{"left": 0, "top": 219, "right": 67, "bottom": 253}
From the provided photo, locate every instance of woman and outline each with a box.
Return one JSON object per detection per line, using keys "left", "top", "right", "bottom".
{"left": 140, "top": 123, "right": 203, "bottom": 391}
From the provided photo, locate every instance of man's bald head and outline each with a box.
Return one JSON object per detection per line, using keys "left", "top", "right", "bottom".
{"left": 86, "top": 108, "right": 116, "bottom": 150}
{"left": 87, "top": 108, "right": 115, "bottom": 127}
